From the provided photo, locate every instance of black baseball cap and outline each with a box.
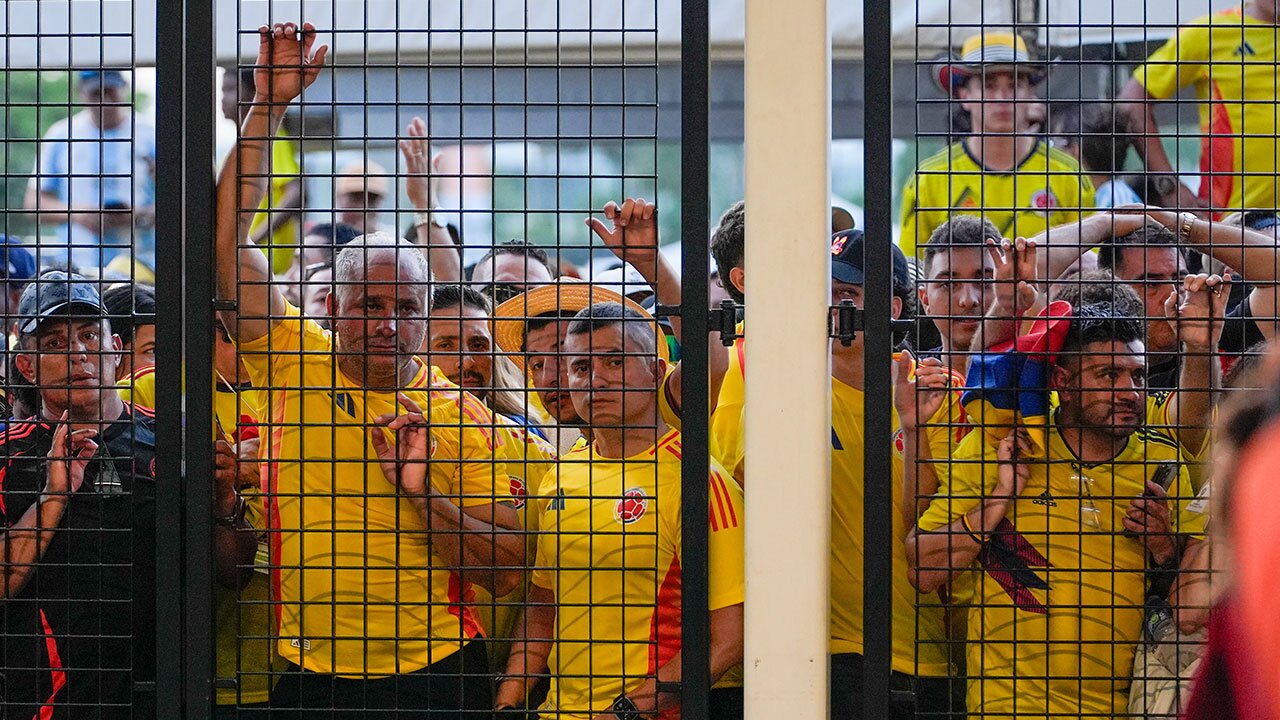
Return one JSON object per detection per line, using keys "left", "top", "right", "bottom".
{"left": 830, "top": 229, "right": 910, "bottom": 287}
{"left": 17, "top": 272, "right": 109, "bottom": 335}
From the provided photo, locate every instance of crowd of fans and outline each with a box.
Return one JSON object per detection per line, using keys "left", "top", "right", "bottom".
{"left": 4, "top": 6, "right": 1280, "bottom": 720}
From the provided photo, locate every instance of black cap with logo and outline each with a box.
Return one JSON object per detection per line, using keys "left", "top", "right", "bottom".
{"left": 830, "top": 229, "right": 910, "bottom": 287}
{"left": 17, "top": 272, "right": 109, "bottom": 336}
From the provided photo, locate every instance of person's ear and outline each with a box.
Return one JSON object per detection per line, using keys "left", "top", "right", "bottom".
{"left": 14, "top": 351, "right": 36, "bottom": 385}
{"left": 917, "top": 284, "right": 930, "bottom": 313}
{"left": 325, "top": 291, "right": 335, "bottom": 317}
{"left": 891, "top": 295, "right": 903, "bottom": 320}
{"left": 653, "top": 357, "right": 668, "bottom": 386}
{"left": 728, "top": 266, "right": 746, "bottom": 300}
{"left": 1050, "top": 362, "right": 1069, "bottom": 391}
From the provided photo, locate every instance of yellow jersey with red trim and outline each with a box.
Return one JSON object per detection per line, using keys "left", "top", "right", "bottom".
{"left": 1135, "top": 7, "right": 1280, "bottom": 212}
{"left": 531, "top": 428, "right": 745, "bottom": 720}
{"left": 709, "top": 328, "right": 746, "bottom": 484}
{"left": 898, "top": 141, "right": 1095, "bottom": 258}
{"left": 440, "top": 370, "right": 558, "bottom": 649}
{"left": 238, "top": 303, "right": 509, "bottom": 677}
{"left": 916, "top": 394, "right": 1206, "bottom": 718}
{"left": 831, "top": 378, "right": 952, "bottom": 676}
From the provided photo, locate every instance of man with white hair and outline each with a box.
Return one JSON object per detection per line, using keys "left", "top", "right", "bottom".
{"left": 217, "top": 23, "right": 521, "bottom": 715}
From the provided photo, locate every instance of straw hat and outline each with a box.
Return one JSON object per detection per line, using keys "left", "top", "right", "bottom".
{"left": 935, "top": 31, "right": 1045, "bottom": 97}
{"left": 492, "top": 280, "right": 670, "bottom": 364}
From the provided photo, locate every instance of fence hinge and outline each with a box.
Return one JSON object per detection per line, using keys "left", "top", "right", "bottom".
{"left": 829, "top": 300, "right": 914, "bottom": 346}
{"left": 708, "top": 300, "right": 742, "bottom": 347}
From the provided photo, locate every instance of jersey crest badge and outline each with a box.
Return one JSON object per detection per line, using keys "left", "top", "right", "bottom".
{"left": 509, "top": 477, "right": 527, "bottom": 509}
{"left": 615, "top": 487, "right": 649, "bottom": 524}
{"left": 1030, "top": 189, "right": 1059, "bottom": 212}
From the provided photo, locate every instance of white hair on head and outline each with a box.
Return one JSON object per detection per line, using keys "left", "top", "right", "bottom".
{"left": 332, "top": 232, "right": 433, "bottom": 305}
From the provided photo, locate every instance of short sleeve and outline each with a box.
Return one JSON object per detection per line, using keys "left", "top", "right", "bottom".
{"left": 915, "top": 431, "right": 993, "bottom": 533}
{"left": 706, "top": 467, "right": 746, "bottom": 610}
{"left": 36, "top": 122, "right": 69, "bottom": 196}
{"left": 1134, "top": 25, "right": 1208, "bottom": 100}
{"left": 234, "top": 302, "right": 324, "bottom": 389}
{"left": 898, "top": 173, "right": 921, "bottom": 257}
{"left": 658, "top": 366, "right": 681, "bottom": 431}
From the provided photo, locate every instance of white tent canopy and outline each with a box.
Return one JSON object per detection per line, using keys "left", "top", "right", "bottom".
{"left": 0, "top": 0, "right": 1239, "bottom": 69}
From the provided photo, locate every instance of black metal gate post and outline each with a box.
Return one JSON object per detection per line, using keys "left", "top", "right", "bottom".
{"left": 181, "top": 0, "right": 218, "bottom": 716}
{"left": 861, "top": 0, "right": 896, "bottom": 717}
{"left": 153, "top": 0, "right": 186, "bottom": 712}
{"left": 154, "top": 0, "right": 217, "bottom": 715}
{"left": 680, "top": 0, "right": 713, "bottom": 716}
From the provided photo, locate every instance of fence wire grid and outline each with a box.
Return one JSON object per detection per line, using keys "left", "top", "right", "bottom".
{"left": 0, "top": 0, "right": 1272, "bottom": 719}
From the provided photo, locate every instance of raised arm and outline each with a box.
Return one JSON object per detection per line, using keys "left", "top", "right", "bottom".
{"left": 588, "top": 198, "right": 730, "bottom": 414}
{"left": 977, "top": 237, "right": 1041, "bottom": 350}
{"left": 1166, "top": 273, "right": 1231, "bottom": 455}
{"left": 216, "top": 22, "right": 327, "bottom": 343}
{"left": 893, "top": 350, "right": 949, "bottom": 527}
{"left": 1117, "top": 79, "right": 1209, "bottom": 213}
{"left": 1145, "top": 209, "right": 1280, "bottom": 342}
{"left": 400, "top": 116, "right": 461, "bottom": 283}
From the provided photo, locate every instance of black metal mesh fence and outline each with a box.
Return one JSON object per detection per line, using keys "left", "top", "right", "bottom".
{"left": 1, "top": 0, "right": 1271, "bottom": 718}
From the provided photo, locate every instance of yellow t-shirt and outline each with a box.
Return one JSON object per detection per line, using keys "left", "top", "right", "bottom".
{"left": 898, "top": 141, "right": 1095, "bottom": 258}
{"left": 247, "top": 133, "right": 302, "bottom": 274}
{"left": 238, "top": 303, "right": 509, "bottom": 677}
{"left": 457, "top": 374, "right": 558, "bottom": 658}
{"left": 119, "top": 368, "right": 280, "bottom": 704}
{"left": 830, "top": 378, "right": 952, "bottom": 677}
{"left": 916, "top": 395, "right": 1207, "bottom": 719}
{"left": 709, "top": 331, "right": 746, "bottom": 484}
{"left": 1134, "top": 7, "right": 1280, "bottom": 212}
{"left": 531, "top": 428, "right": 745, "bottom": 720}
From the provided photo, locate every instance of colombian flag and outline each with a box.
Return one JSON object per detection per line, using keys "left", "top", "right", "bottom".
{"left": 959, "top": 301, "right": 1073, "bottom": 458}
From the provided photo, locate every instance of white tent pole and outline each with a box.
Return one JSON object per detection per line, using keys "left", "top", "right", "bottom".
{"left": 742, "top": 0, "right": 832, "bottom": 718}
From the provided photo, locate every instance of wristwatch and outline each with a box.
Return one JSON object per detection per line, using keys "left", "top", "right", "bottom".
{"left": 609, "top": 695, "right": 643, "bottom": 720}
{"left": 1177, "top": 211, "right": 1197, "bottom": 241}
{"left": 413, "top": 209, "right": 447, "bottom": 229}
{"left": 214, "top": 492, "right": 247, "bottom": 529}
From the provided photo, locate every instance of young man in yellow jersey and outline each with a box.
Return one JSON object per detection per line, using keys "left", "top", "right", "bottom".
{"left": 1120, "top": 1, "right": 1280, "bottom": 214}
{"left": 708, "top": 201, "right": 746, "bottom": 483}
{"left": 899, "top": 32, "right": 1093, "bottom": 257}
{"left": 906, "top": 298, "right": 1223, "bottom": 719}
{"left": 426, "top": 284, "right": 558, "bottom": 670}
{"left": 217, "top": 24, "right": 521, "bottom": 715}
{"left": 826, "top": 230, "right": 960, "bottom": 719}
{"left": 495, "top": 302, "right": 745, "bottom": 720}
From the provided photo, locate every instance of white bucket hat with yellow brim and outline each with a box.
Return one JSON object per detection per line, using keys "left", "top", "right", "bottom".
{"left": 935, "top": 31, "right": 1046, "bottom": 97}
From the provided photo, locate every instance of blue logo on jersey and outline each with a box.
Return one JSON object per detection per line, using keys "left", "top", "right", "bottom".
{"left": 831, "top": 427, "right": 843, "bottom": 451}
{"left": 547, "top": 489, "right": 566, "bottom": 511}
{"left": 1235, "top": 41, "right": 1257, "bottom": 56}
{"left": 332, "top": 392, "right": 356, "bottom": 418}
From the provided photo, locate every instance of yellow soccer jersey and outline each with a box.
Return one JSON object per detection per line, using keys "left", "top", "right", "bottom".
{"left": 238, "top": 303, "right": 509, "bottom": 677}
{"left": 899, "top": 141, "right": 1095, "bottom": 258}
{"left": 531, "top": 428, "right": 745, "bottom": 720}
{"left": 916, "top": 396, "right": 1206, "bottom": 719}
{"left": 830, "top": 378, "right": 951, "bottom": 677}
{"left": 1135, "top": 7, "right": 1280, "bottom": 212}
{"left": 709, "top": 331, "right": 746, "bottom": 484}
{"left": 461, "top": 380, "right": 559, "bottom": 651}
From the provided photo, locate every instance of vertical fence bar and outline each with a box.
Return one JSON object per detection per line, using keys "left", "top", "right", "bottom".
{"left": 182, "top": 0, "right": 217, "bottom": 716}
{"left": 861, "top": 0, "right": 895, "bottom": 716}
{"left": 679, "top": 0, "right": 712, "bottom": 715}
{"left": 742, "top": 0, "right": 831, "bottom": 717}
{"left": 153, "top": 0, "right": 187, "bottom": 713}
